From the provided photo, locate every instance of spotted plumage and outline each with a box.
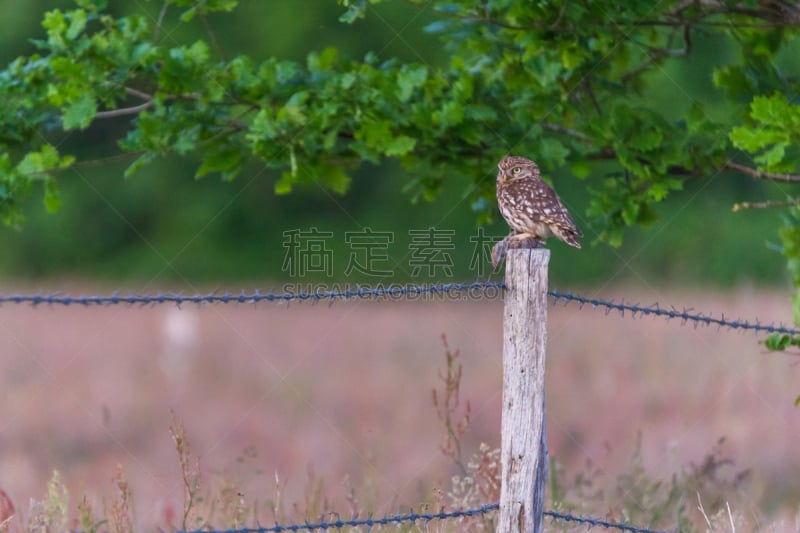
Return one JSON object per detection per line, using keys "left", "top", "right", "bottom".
{"left": 495, "top": 155, "right": 582, "bottom": 252}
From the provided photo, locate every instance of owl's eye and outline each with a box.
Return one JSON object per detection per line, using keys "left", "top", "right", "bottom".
{"left": 511, "top": 167, "right": 521, "bottom": 175}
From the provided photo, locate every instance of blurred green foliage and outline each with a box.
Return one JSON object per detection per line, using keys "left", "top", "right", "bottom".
{"left": 0, "top": 0, "right": 797, "bottom": 291}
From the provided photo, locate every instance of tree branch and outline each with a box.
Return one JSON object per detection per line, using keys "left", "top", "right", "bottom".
{"left": 622, "top": 26, "right": 692, "bottom": 82}
{"left": 725, "top": 161, "right": 800, "bottom": 183}
{"left": 423, "top": 1, "right": 800, "bottom": 32}
{"left": 583, "top": 78, "right": 602, "bottom": 115}
{"left": 94, "top": 87, "right": 213, "bottom": 120}
{"left": 733, "top": 198, "right": 800, "bottom": 211}
{"left": 154, "top": 0, "right": 169, "bottom": 43}
{"left": 73, "top": 152, "right": 143, "bottom": 168}
{"left": 95, "top": 101, "right": 153, "bottom": 119}
{"left": 124, "top": 86, "right": 152, "bottom": 101}
{"left": 200, "top": 13, "right": 226, "bottom": 61}
{"left": 540, "top": 123, "right": 592, "bottom": 143}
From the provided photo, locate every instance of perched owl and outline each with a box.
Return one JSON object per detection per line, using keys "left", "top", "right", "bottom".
{"left": 493, "top": 155, "right": 581, "bottom": 265}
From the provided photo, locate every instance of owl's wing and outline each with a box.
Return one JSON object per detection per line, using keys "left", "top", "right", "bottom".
{"left": 518, "top": 178, "right": 582, "bottom": 236}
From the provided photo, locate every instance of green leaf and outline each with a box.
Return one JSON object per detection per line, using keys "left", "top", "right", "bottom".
{"left": 764, "top": 333, "right": 791, "bottom": 351}
{"left": 43, "top": 177, "right": 61, "bottom": 213}
{"left": 180, "top": 7, "right": 198, "bottom": 22}
{"left": 396, "top": 65, "right": 427, "bottom": 102}
{"left": 339, "top": 0, "right": 367, "bottom": 23}
{"left": 356, "top": 120, "right": 390, "bottom": 147}
{"left": 384, "top": 135, "right": 416, "bottom": 156}
{"left": 322, "top": 165, "right": 351, "bottom": 194}
{"left": 17, "top": 145, "right": 62, "bottom": 176}
{"left": 754, "top": 142, "right": 786, "bottom": 168}
{"left": 42, "top": 10, "right": 67, "bottom": 45}
{"left": 560, "top": 45, "right": 583, "bottom": 69}
{"left": 621, "top": 201, "right": 640, "bottom": 226}
{"left": 173, "top": 125, "right": 200, "bottom": 155}
{"left": 208, "top": 0, "right": 238, "bottom": 11}
{"left": 124, "top": 153, "right": 156, "bottom": 178}
{"left": 636, "top": 203, "right": 658, "bottom": 227}
{"left": 539, "top": 138, "right": 569, "bottom": 167}
{"left": 464, "top": 104, "right": 497, "bottom": 121}
{"left": 571, "top": 160, "right": 591, "bottom": 179}
{"left": 62, "top": 92, "right": 97, "bottom": 130}
{"left": 275, "top": 171, "right": 294, "bottom": 194}
{"left": 249, "top": 108, "right": 279, "bottom": 140}
{"left": 629, "top": 128, "right": 662, "bottom": 152}
{"left": 527, "top": 56, "right": 562, "bottom": 87}
{"left": 712, "top": 66, "right": 754, "bottom": 95}
{"left": 729, "top": 126, "right": 784, "bottom": 152}
{"left": 75, "top": 0, "right": 107, "bottom": 9}
{"left": 196, "top": 145, "right": 245, "bottom": 181}
{"left": 172, "top": 0, "right": 238, "bottom": 14}
{"left": 186, "top": 40, "right": 210, "bottom": 64}
{"left": 66, "top": 9, "right": 87, "bottom": 40}
{"left": 606, "top": 227, "right": 624, "bottom": 248}
{"left": 793, "top": 291, "right": 800, "bottom": 327}
{"left": 424, "top": 20, "right": 452, "bottom": 34}
{"left": 750, "top": 94, "right": 787, "bottom": 126}
{"left": 728, "top": 127, "right": 757, "bottom": 151}
{"left": 279, "top": 91, "right": 309, "bottom": 126}
{"left": 308, "top": 47, "right": 339, "bottom": 72}
{"left": 59, "top": 155, "right": 76, "bottom": 170}
{"left": 340, "top": 72, "right": 357, "bottom": 89}
{"left": 437, "top": 101, "right": 463, "bottom": 127}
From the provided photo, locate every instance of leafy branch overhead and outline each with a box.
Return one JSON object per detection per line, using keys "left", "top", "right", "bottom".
{"left": 1, "top": 0, "right": 799, "bottom": 248}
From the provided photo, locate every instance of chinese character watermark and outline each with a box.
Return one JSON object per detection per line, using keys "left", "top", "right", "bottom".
{"left": 408, "top": 227, "right": 456, "bottom": 277}
{"left": 469, "top": 227, "right": 506, "bottom": 277}
{"left": 282, "top": 226, "right": 507, "bottom": 279}
{"left": 282, "top": 227, "right": 334, "bottom": 277}
{"left": 344, "top": 228, "right": 395, "bottom": 277}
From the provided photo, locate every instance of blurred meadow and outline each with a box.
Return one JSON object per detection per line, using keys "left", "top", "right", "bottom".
{"left": 0, "top": 1, "right": 800, "bottom": 532}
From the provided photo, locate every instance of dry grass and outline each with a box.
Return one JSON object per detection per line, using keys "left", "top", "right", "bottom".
{"left": 0, "top": 281, "right": 799, "bottom": 530}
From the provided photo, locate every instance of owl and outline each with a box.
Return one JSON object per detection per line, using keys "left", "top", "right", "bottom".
{"left": 493, "top": 155, "right": 581, "bottom": 265}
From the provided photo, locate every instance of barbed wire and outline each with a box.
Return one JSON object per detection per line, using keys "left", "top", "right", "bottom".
{"left": 0, "top": 281, "right": 796, "bottom": 335}
{"left": 545, "top": 509, "right": 666, "bottom": 533}
{"left": 548, "top": 289, "right": 799, "bottom": 336}
{"left": 172, "top": 504, "right": 666, "bottom": 533}
{"left": 0, "top": 282, "right": 504, "bottom": 306}
{"left": 179, "top": 504, "right": 498, "bottom": 533}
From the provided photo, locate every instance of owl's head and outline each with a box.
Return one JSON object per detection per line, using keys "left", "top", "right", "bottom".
{"left": 497, "top": 155, "right": 540, "bottom": 185}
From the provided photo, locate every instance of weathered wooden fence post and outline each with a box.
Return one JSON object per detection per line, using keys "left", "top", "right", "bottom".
{"left": 498, "top": 248, "right": 550, "bottom": 533}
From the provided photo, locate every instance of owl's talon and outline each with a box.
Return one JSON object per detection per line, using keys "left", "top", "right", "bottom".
{"left": 491, "top": 234, "right": 545, "bottom": 267}
{"left": 491, "top": 237, "right": 510, "bottom": 268}
{"left": 511, "top": 236, "right": 544, "bottom": 250}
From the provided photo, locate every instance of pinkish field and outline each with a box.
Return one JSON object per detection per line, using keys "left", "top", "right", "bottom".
{"left": 0, "top": 282, "right": 798, "bottom": 528}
